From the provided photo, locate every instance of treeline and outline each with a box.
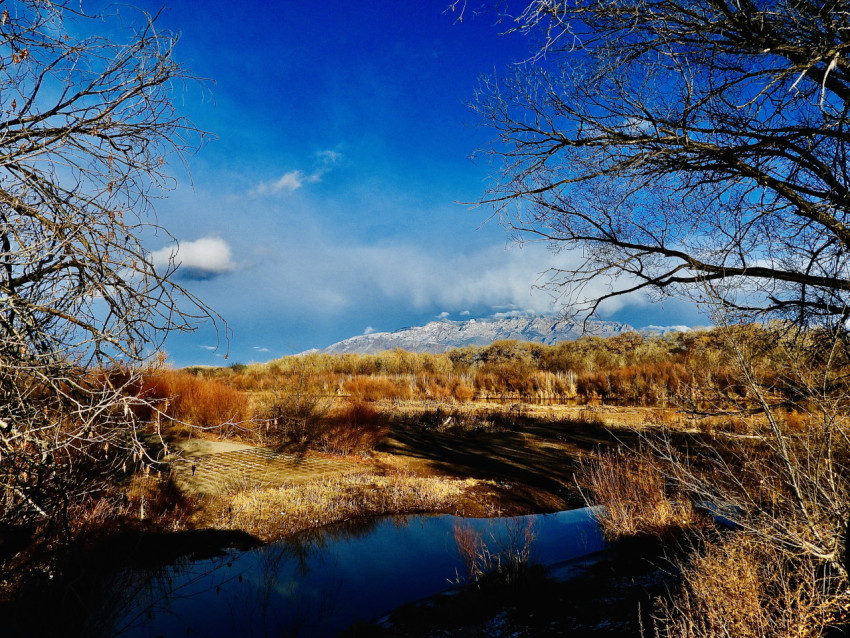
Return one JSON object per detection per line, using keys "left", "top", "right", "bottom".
{"left": 166, "top": 323, "right": 827, "bottom": 409}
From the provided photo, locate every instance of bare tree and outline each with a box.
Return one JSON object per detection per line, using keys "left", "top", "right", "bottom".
{"left": 472, "top": 0, "right": 850, "bottom": 325}
{"left": 0, "top": 1, "right": 217, "bottom": 531}
{"left": 467, "top": 1, "right": 850, "bottom": 630}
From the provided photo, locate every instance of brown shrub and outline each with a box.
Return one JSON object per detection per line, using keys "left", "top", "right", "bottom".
{"left": 452, "top": 378, "right": 475, "bottom": 402}
{"left": 577, "top": 449, "right": 703, "bottom": 539}
{"left": 316, "top": 400, "right": 389, "bottom": 455}
{"left": 141, "top": 370, "right": 249, "bottom": 435}
{"left": 123, "top": 471, "right": 197, "bottom": 529}
{"left": 474, "top": 361, "right": 537, "bottom": 396}
{"left": 67, "top": 469, "right": 197, "bottom": 534}
{"left": 343, "top": 375, "right": 412, "bottom": 401}
{"left": 252, "top": 377, "right": 330, "bottom": 449}
{"left": 784, "top": 409, "right": 813, "bottom": 433}
{"left": 575, "top": 372, "right": 611, "bottom": 401}
{"left": 660, "top": 534, "right": 847, "bottom": 638}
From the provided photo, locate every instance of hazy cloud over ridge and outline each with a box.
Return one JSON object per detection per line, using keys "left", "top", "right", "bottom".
{"left": 221, "top": 237, "right": 648, "bottom": 320}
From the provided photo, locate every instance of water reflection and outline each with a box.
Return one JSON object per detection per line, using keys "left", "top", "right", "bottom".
{"left": 115, "top": 508, "right": 606, "bottom": 638}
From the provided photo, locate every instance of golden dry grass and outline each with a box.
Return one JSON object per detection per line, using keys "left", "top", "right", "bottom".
{"left": 577, "top": 449, "right": 703, "bottom": 539}
{"left": 66, "top": 470, "right": 198, "bottom": 536}
{"left": 660, "top": 533, "right": 849, "bottom": 638}
{"left": 208, "top": 471, "right": 477, "bottom": 541}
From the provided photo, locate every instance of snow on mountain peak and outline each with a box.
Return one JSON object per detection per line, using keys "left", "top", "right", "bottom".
{"left": 316, "top": 315, "right": 634, "bottom": 355}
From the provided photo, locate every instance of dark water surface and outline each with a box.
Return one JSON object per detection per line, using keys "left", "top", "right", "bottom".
{"left": 114, "top": 507, "right": 607, "bottom": 638}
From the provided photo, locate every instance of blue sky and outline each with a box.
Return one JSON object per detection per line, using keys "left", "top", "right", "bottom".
{"left": 118, "top": 1, "right": 705, "bottom": 366}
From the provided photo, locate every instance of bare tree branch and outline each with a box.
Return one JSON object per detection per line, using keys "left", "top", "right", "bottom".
{"left": 0, "top": 1, "right": 221, "bottom": 529}
{"left": 473, "top": 0, "right": 850, "bottom": 326}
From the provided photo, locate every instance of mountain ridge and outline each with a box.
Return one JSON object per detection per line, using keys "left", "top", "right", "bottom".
{"left": 311, "top": 315, "right": 635, "bottom": 355}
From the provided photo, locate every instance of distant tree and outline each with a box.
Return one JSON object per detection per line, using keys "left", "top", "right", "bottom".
{"left": 0, "top": 1, "right": 216, "bottom": 531}
{"left": 470, "top": 0, "right": 850, "bottom": 326}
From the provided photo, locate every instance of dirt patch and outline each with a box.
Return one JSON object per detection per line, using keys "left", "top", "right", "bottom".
{"left": 165, "top": 442, "right": 365, "bottom": 496}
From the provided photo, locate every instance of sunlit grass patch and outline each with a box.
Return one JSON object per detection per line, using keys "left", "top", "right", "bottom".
{"left": 210, "top": 471, "right": 477, "bottom": 541}
{"left": 660, "top": 533, "right": 849, "bottom": 638}
{"left": 577, "top": 449, "right": 704, "bottom": 539}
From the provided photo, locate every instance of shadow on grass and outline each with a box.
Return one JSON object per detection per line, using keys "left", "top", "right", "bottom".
{"left": 379, "top": 416, "right": 629, "bottom": 512}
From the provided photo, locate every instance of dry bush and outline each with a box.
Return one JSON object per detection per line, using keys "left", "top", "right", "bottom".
{"left": 343, "top": 375, "right": 413, "bottom": 401}
{"left": 691, "top": 414, "right": 750, "bottom": 434}
{"left": 314, "top": 400, "right": 389, "bottom": 455}
{"left": 660, "top": 533, "right": 848, "bottom": 638}
{"left": 577, "top": 449, "right": 703, "bottom": 539}
{"left": 413, "top": 372, "right": 477, "bottom": 401}
{"left": 416, "top": 405, "right": 502, "bottom": 433}
{"left": 212, "top": 471, "right": 476, "bottom": 541}
{"left": 575, "top": 371, "right": 612, "bottom": 402}
{"left": 122, "top": 471, "right": 197, "bottom": 529}
{"left": 66, "top": 470, "right": 197, "bottom": 535}
{"left": 453, "top": 517, "right": 537, "bottom": 586}
{"left": 252, "top": 375, "right": 330, "bottom": 449}
{"left": 474, "top": 361, "right": 538, "bottom": 396}
{"left": 141, "top": 370, "right": 249, "bottom": 435}
{"left": 452, "top": 378, "right": 476, "bottom": 401}
{"left": 784, "top": 409, "right": 814, "bottom": 433}
{"left": 206, "top": 326, "right": 819, "bottom": 410}
{"left": 454, "top": 523, "right": 485, "bottom": 582}
{"left": 531, "top": 370, "right": 575, "bottom": 398}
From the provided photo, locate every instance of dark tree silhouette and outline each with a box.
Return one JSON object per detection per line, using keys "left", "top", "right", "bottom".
{"left": 471, "top": 0, "right": 850, "bottom": 325}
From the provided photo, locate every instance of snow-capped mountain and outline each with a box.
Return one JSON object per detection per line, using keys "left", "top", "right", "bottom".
{"left": 315, "top": 316, "right": 635, "bottom": 355}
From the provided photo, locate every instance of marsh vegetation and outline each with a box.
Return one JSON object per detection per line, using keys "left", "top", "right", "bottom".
{"left": 6, "top": 323, "right": 850, "bottom": 635}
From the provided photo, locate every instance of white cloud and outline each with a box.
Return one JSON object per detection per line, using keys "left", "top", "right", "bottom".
{"left": 316, "top": 149, "right": 342, "bottom": 165}
{"left": 273, "top": 170, "right": 308, "bottom": 192}
{"left": 252, "top": 150, "right": 342, "bottom": 196}
{"left": 460, "top": 310, "right": 470, "bottom": 316}
{"left": 253, "top": 170, "right": 318, "bottom": 195}
{"left": 200, "top": 345, "right": 217, "bottom": 351}
{"left": 437, "top": 311, "right": 450, "bottom": 319}
{"left": 492, "top": 309, "right": 537, "bottom": 319}
{"left": 641, "top": 325, "right": 692, "bottom": 334}
{"left": 363, "top": 326, "right": 376, "bottom": 335}
{"left": 228, "top": 238, "right": 648, "bottom": 319}
{"left": 151, "top": 236, "right": 236, "bottom": 280}
{"left": 252, "top": 346, "right": 270, "bottom": 352}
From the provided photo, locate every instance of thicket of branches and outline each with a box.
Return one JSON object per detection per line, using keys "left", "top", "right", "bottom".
{"left": 471, "top": 0, "right": 850, "bottom": 324}
{"left": 464, "top": 0, "right": 850, "bottom": 632}
{"left": 0, "top": 1, "right": 213, "bottom": 532}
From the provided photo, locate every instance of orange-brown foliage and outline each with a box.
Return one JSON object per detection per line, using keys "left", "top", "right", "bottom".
{"left": 316, "top": 400, "right": 389, "bottom": 455}
{"left": 343, "top": 375, "right": 412, "bottom": 401}
{"left": 169, "top": 324, "right": 830, "bottom": 410}
{"left": 141, "top": 370, "right": 249, "bottom": 433}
